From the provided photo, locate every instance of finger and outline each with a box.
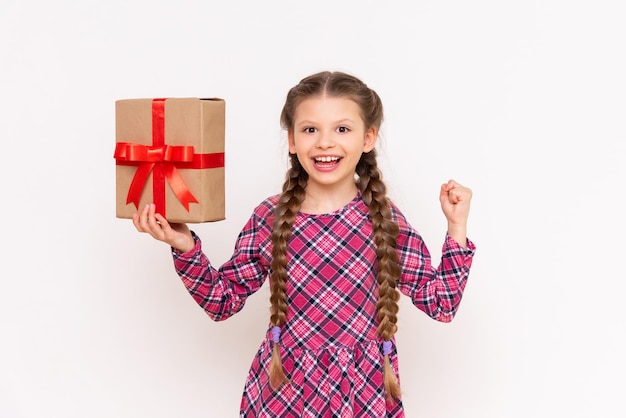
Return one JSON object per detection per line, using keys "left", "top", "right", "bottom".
{"left": 145, "top": 203, "right": 157, "bottom": 226}
{"left": 440, "top": 182, "right": 450, "bottom": 197}
{"left": 448, "top": 179, "right": 465, "bottom": 190}
{"left": 146, "top": 204, "right": 169, "bottom": 239}
{"left": 153, "top": 206, "right": 167, "bottom": 227}
{"left": 134, "top": 204, "right": 149, "bottom": 231}
{"left": 153, "top": 213, "right": 171, "bottom": 238}
{"left": 449, "top": 189, "right": 462, "bottom": 204}
{"left": 441, "top": 180, "right": 455, "bottom": 195}
{"left": 440, "top": 181, "right": 458, "bottom": 201}
{"left": 132, "top": 212, "right": 142, "bottom": 231}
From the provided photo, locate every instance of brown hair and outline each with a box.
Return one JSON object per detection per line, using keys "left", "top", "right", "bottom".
{"left": 269, "top": 71, "right": 402, "bottom": 398}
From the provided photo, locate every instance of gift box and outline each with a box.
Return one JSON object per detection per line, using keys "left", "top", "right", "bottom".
{"left": 114, "top": 97, "right": 225, "bottom": 223}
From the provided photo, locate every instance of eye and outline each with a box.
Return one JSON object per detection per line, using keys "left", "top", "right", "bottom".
{"left": 302, "top": 127, "right": 317, "bottom": 134}
{"left": 337, "top": 126, "right": 350, "bottom": 133}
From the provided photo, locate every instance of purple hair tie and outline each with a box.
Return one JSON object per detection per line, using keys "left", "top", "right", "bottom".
{"left": 271, "top": 326, "right": 281, "bottom": 343}
{"left": 382, "top": 340, "right": 393, "bottom": 355}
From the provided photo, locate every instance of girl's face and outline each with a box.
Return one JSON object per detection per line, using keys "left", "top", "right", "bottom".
{"left": 288, "top": 96, "right": 377, "bottom": 195}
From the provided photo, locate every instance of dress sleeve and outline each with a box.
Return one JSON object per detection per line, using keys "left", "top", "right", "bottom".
{"left": 396, "top": 220, "right": 476, "bottom": 323}
{"left": 171, "top": 209, "right": 271, "bottom": 321}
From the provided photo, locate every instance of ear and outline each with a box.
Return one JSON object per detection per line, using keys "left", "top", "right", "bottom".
{"left": 288, "top": 130, "right": 297, "bottom": 154}
{"left": 363, "top": 127, "right": 377, "bottom": 153}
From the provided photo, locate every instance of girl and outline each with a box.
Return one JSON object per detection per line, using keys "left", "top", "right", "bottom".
{"left": 134, "top": 71, "right": 475, "bottom": 417}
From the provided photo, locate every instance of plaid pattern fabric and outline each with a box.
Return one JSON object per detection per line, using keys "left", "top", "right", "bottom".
{"left": 173, "top": 193, "right": 475, "bottom": 417}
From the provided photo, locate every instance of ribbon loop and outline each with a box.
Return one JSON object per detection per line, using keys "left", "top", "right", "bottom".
{"left": 114, "top": 143, "right": 196, "bottom": 163}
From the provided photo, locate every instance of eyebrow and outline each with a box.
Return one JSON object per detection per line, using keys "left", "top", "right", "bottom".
{"left": 295, "top": 118, "right": 356, "bottom": 127}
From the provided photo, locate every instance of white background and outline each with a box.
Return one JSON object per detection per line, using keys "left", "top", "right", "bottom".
{"left": 1, "top": 1, "right": 624, "bottom": 417}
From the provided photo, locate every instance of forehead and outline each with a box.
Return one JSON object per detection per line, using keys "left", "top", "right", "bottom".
{"left": 294, "top": 96, "right": 363, "bottom": 123}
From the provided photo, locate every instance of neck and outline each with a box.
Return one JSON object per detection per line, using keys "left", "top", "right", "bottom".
{"left": 300, "top": 183, "right": 359, "bottom": 214}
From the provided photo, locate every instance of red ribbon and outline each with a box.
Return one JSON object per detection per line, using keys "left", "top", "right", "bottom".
{"left": 114, "top": 98, "right": 225, "bottom": 216}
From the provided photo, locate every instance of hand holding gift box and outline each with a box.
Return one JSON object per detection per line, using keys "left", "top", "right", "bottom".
{"left": 114, "top": 98, "right": 225, "bottom": 223}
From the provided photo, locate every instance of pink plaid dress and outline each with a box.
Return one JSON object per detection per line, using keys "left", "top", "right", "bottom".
{"left": 173, "top": 193, "right": 475, "bottom": 417}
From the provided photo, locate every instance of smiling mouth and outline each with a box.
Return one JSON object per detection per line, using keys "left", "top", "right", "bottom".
{"left": 314, "top": 156, "right": 341, "bottom": 166}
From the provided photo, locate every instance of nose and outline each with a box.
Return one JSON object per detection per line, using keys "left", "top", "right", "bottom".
{"left": 315, "top": 130, "right": 335, "bottom": 149}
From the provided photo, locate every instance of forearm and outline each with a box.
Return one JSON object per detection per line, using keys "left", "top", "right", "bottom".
{"left": 401, "top": 235, "right": 475, "bottom": 322}
{"left": 172, "top": 233, "right": 250, "bottom": 321}
{"left": 432, "top": 236, "right": 475, "bottom": 320}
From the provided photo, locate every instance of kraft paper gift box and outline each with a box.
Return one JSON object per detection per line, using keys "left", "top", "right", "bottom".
{"left": 114, "top": 98, "right": 225, "bottom": 223}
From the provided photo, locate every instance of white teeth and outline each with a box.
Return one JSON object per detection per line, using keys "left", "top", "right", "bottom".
{"left": 315, "top": 156, "right": 339, "bottom": 163}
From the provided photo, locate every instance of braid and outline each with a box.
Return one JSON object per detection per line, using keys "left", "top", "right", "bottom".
{"left": 268, "top": 153, "right": 307, "bottom": 389}
{"left": 357, "top": 150, "right": 402, "bottom": 399}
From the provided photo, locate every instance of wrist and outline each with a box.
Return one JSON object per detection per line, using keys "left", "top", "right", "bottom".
{"left": 173, "top": 234, "right": 195, "bottom": 254}
{"left": 447, "top": 223, "right": 467, "bottom": 248}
